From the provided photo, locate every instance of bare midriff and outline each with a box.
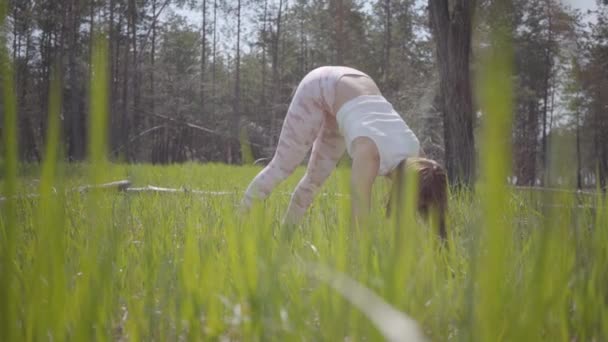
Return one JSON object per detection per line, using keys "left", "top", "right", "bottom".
{"left": 333, "top": 74, "right": 382, "bottom": 115}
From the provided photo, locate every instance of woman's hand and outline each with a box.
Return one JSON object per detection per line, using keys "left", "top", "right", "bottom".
{"left": 350, "top": 137, "right": 380, "bottom": 226}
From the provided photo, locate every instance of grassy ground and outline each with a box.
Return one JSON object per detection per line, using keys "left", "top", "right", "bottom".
{"left": 1, "top": 162, "right": 607, "bottom": 341}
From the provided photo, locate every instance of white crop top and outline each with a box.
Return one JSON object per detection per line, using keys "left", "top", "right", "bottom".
{"left": 336, "top": 95, "right": 420, "bottom": 176}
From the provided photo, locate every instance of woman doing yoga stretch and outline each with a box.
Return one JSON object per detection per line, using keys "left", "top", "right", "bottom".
{"left": 240, "top": 66, "right": 448, "bottom": 239}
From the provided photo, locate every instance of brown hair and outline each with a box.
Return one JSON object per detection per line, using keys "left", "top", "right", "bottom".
{"left": 386, "top": 157, "right": 449, "bottom": 242}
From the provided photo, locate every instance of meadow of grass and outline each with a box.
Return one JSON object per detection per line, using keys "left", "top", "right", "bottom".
{"left": 1, "top": 161, "right": 607, "bottom": 341}
{"left": 2, "top": 12, "right": 608, "bottom": 342}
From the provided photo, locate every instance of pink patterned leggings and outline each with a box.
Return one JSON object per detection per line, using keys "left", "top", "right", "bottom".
{"left": 241, "top": 67, "right": 349, "bottom": 224}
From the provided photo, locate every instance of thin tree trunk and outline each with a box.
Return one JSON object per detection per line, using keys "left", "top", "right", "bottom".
{"left": 58, "top": 0, "right": 69, "bottom": 159}
{"left": 212, "top": 0, "right": 217, "bottom": 112}
{"left": 595, "top": 87, "right": 606, "bottom": 190}
{"left": 151, "top": 0, "right": 157, "bottom": 110}
{"left": 601, "top": 141, "right": 608, "bottom": 192}
{"left": 335, "top": 0, "right": 344, "bottom": 65}
{"left": 12, "top": 5, "right": 18, "bottom": 64}
{"left": 38, "top": 29, "right": 50, "bottom": 142}
{"left": 540, "top": 0, "right": 554, "bottom": 185}
{"left": 541, "top": 80, "right": 549, "bottom": 182}
{"left": 201, "top": 0, "right": 207, "bottom": 115}
{"left": 129, "top": 0, "right": 139, "bottom": 160}
{"left": 383, "top": 0, "right": 391, "bottom": 86}
{"left": 68, "top": 0, "right": 84, "bottom": 160}
{"left": 260, "top": 0, "right": 269, "bottom": 123}
{"left": 108, "top": 0, "right": 117, "bottom": 149}
{"left": 271, "top": 0, "right": 284, "bottom": 147}
{"left": 122, "top": 3, "right": 130, "bottom": 160}
{"left": 89, "top": 0, "right": 94, "bottom": 74}
{"left": 546, "top": 61, "right": 557, "bottom": 185}
{"left": 12, "top": 4, "right": 22, "bottom": 157}
{"left": 576, "top": 108, "right": 581, "bottom": 189}
{"left": 272, "top": 0, "right": 284, "bottom": 86}
{"left": 18, "top": 18, "right": 40, "bottom": 161}
{"left": 526, "top": 101, "right": 538, "bottom": 185}
{"left": 230, "top": 0, "right": 242, "bottom": 164}
{"left": 299, "top": 3, "right": 305, "bottom": 77}
{"left": 150, "top": 0, "right": 158, "bottom": 160}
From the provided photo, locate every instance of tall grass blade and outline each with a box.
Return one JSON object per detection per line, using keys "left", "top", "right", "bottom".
{"left": 27, "top": 66, "right": 67, "bottom": 341}
{"left": 70, "top": 33, "right": 113, "bottom": 340}
{"left": 474, "top": 3, "right": 514, "bottom": 340}
{"left": 89, "top": 36, "right": 110, "bottom": 175}
{"left": 0, "top": 2, "right": 19, "bottom": 339}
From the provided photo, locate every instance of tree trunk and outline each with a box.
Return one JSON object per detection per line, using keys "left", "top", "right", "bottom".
{"left": 271, "top": 0, "right": 284, "bottom": 147}
{"left": 150, "top": 0, "right": 158, "bottom": 160}
{"left": 212, "top": 0, "right": 217, "bottom": 113}
{"left": 121, "top": 3, "right": 131, "bottom": 160}
{"left": 299, "top": 2, "right": 306, "bottom": 77}
{"left": 334, "top": 0, "right": 344, "bottom": 65}
{"left": 428, "top": 0, "right": 476, "bottom": 188}
{"left": 40, "top": 33, "right": 53, "bottom": 154}
{"left": 272, "top": 0, "right": 284, "bottom": 87}
{"left": 230, "top": 0, "right": 242, "bottom": 164}
{"left": 17, "top": 11, "right": 40, "bottom": 161}
{"left": 67, "top": 0, "right": 85, "bottom": 160}
{"left": 515, "top": 100, "right": 539, "bottom": 186}
{"left": 540, "top": 0, "right": 554, "bottom": 185}
{"left": 595, "top": 86, "right": 607, "bottom": 191}
{"left": 200, "top": 0, "right": 207, "bottom": 115}
{"left": 383, "top": 0, "right": 391, "bottom": 86}
{"left": 108, "top": 0, "right": 118, "bottom": 151}
{"left": 129, "top": 0, "right": 139, "bottom": 160}
{"left": 12, "top": 5, "right": 18, "bottom": 64}
{"left": 38, "top": 27, "right": 52, "bottom": 144}
{"left": 260, "top": 0, "right": 269, "bottom": 122}
{"left": 151, "top": 0, "right": 157, "bottom": 111}
{"left": 601, "top": 143, "right": 607, "bottom": 192}
{"left": 89, "top": 0, "right": 94, "bottom": 74}
{"left": 576, "top": 107, "right": 581, "bottom": 189}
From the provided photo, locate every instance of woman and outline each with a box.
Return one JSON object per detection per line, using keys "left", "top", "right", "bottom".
{"left": 240, "top": 66, "right": 448, "bottom": 239}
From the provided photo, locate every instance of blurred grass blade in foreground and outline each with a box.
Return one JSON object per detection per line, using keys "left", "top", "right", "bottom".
{"left": 474, "top": 2, "right": 514, "bottom": 340}
{"left": 0, "top": 1, "right": 19, "bottom": 340}
{"left": 307, "top": 263, "right": 428, "bottom": 342}
{"left": 25, "top": 65, "right": 68, "bottom": 340}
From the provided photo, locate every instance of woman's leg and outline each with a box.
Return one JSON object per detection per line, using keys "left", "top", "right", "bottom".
{"left": 283, "top": 117, "right": 345, "bottom": 225}
{"left": 241, "top": 87, "right": 325, "bottom": 210}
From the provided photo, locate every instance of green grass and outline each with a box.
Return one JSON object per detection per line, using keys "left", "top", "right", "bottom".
{"left": 2, "top": 18, "right": 608, "bottom": 342}
{"left": 1, "top": 163, "right": 607, "bottom": 341}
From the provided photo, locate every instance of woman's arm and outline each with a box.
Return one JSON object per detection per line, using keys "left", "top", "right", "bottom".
{"left": 350, "top": 137, "right": 380, "bottom": 225}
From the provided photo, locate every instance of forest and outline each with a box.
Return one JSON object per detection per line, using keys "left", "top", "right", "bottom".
{"left": 2, "top": 0, "right": 608, "bottom": 188}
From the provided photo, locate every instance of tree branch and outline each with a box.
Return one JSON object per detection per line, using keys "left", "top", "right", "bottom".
{"left": 138, "top": 0, "right": 172, "bottom": 58}
{"left": 112, "top": 124, "right": 167, "bottom": 154}
{"left": 149, "top": 112, "right": 265, "bottom": 148}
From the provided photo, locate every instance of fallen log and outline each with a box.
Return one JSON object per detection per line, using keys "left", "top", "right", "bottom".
{"left": 78, "top": 180, "right": 132, "bottom": 193}
{"left": 2, "top": 181, "right": 599, "bottom": 204}
{"left": 512, "top": 186, "right": 597, "bottom": 197}
{"left": 125, "top": 185, "right": 234, "bottom": 196}
{"left": 0, "top": 180, "right": 132, "bottom": 202}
